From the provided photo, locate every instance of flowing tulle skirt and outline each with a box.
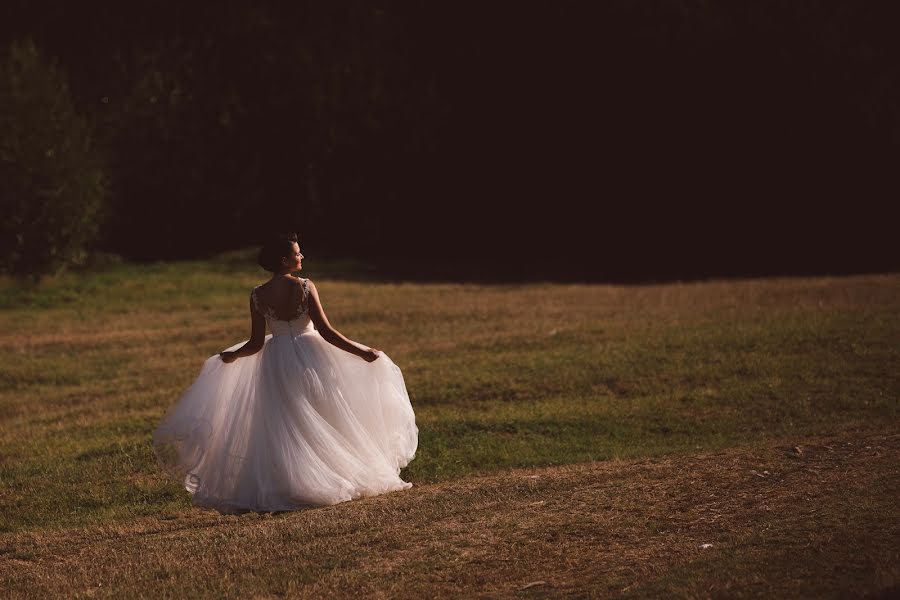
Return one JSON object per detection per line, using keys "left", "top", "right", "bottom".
{"left": 154, "top": 330, "right": 418, "bottom": 513}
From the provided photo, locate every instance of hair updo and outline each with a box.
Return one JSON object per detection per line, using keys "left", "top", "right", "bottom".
{"left": 257, "top": 232, "right": 299, "bottom": 273}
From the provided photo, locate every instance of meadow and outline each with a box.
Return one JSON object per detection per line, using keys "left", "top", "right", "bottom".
{"left": 0, "top": 256, "right": 897, "bottom": 597}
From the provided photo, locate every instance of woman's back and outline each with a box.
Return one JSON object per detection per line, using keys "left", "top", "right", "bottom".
{"left": 253, "top": 276, "right": 309, "bottom": 322}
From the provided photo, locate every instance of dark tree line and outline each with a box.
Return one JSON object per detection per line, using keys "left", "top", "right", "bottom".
{"left": 1, "top": 1, "right": 897, "bottom": 279}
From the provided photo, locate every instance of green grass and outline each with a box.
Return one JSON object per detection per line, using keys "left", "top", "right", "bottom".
{"left": 0, "top": 257, "right": 898, "bottom": 535}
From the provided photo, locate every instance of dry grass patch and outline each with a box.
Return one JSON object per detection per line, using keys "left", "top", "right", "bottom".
{"left": 1, "top": 422, "right": 897, "bottom": 598}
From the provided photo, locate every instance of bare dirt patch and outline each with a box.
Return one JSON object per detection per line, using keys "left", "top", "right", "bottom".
{"left": 1, "top": 421, "right": 897, "bottom": 598}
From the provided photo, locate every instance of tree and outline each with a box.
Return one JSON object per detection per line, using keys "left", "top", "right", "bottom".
{"left": 0, "top": 39, "right": 107, "bottom": 278}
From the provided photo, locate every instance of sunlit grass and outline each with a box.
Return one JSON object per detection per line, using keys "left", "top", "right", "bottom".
{"left": 0, "top": 257, "right": 897, "bottom": 532}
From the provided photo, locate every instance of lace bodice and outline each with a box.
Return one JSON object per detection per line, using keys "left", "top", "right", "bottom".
{"left": 251, "top": 278, "right": 313, "bottom": 336}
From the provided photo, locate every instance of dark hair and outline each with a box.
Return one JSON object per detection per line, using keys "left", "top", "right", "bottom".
{"left": 257, "top": 233, "right": 299, "bottom": 272}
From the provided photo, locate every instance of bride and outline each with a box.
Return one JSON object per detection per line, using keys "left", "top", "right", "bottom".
{"left": 153, "top": 233, "right": 418, "bottom": 513}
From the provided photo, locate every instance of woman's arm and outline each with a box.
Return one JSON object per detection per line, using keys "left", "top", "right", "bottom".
{"left": 307, "top": 279, "right": 380, "bottom": 362}
{"left": 220, "top": 294, "right": 267, "bottom": 363}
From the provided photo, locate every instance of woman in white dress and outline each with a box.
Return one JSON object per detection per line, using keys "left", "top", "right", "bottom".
{"left": 153, "top": 233, "right": 418, "bottom": 513}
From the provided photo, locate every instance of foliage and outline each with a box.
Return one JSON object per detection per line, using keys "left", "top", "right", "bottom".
{"left": 0, "top": 2, "right": 896, "bottom": 272}
{"left": 0, "top": 39, "right": 107, "bottom": 278}
{"left": 87, "top": 4, "right": 426, "bottom": 260}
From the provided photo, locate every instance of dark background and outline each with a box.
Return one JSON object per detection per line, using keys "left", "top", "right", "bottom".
{"left": 2, "top": 1, "right": 897, "bottom": 281}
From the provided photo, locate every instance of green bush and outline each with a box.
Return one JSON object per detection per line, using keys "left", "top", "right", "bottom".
{"left": 0, "top": 39, "right": 107, "bottom": 279}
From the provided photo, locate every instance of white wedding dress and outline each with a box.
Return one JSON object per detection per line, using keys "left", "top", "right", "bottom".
{"left": 153, "top": 278, "right": 417, "bottom": 513}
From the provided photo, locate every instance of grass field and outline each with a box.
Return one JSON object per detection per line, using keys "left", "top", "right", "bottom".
{"left": 0, "top": 257, "right": 898, "bottom": 597}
